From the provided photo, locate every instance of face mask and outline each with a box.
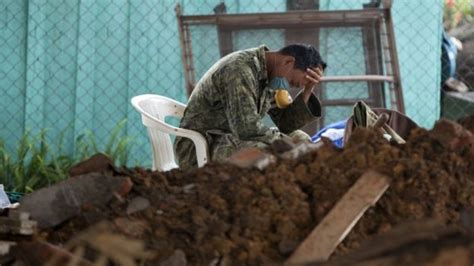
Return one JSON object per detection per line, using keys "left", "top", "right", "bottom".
{"left": 269, "top": 77, "right": 293, "bottom": 109}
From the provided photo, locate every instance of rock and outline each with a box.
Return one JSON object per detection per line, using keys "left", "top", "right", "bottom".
{"left": 114, "top": 217, "right": 149, "bottom": 238}
{"left": 18, "top": 173, "right": 133, "bottom": 228}
{"left": 160, "top": 249, "right": 187, "bottom": 266}
{"left": 126, "top": 197, "right": 150, "bottom": 215}
{"left": 182, "top": 184, "right": 196, "bottom": 194}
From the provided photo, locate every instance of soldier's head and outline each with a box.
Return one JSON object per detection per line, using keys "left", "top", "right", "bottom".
{"left": 272, "top": 44, "right": 326, "bottom": 88}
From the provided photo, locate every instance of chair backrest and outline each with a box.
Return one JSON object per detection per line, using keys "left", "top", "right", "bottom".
{"left": 131, "top": 94, "right": 209, "bottom": 171}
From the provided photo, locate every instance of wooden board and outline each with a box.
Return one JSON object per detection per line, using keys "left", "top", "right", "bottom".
{"left": 286, "top": 170, "right": 390, "bottom": 265}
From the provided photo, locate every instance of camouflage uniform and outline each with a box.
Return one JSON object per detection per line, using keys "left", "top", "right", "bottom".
{"left": 175, "top": 45, "right": 322, "bottom": 168}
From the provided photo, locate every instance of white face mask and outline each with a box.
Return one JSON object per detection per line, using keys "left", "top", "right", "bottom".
{"left": 269, "top": 77, "right": 293, "bottom": 109}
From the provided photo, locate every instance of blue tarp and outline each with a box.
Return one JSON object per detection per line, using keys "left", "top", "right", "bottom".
{"left": 312, "top": 120, "right": 347, "bottom": 148}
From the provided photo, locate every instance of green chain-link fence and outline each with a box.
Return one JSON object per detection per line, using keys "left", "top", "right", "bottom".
{"left": 0, "top": 0, "right": 472, "bottom": 182}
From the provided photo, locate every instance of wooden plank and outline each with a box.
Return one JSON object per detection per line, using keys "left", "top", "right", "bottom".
{"left": 286, "top": 170, "right": 390, "bottom": 265}
{"left": 181, "top": 9, "right": 385, "bottom": 26}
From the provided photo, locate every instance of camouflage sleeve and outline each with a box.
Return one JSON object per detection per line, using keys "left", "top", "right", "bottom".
{"left": 219, "top": 67, "right": 279, "bottom": 143}
{"left": 268, "top": 92, "right": 322, "bottom": 134}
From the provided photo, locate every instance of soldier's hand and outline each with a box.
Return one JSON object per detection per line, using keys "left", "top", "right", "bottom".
{"left": 302, "top": 66, "right": 323, "bottom": 103}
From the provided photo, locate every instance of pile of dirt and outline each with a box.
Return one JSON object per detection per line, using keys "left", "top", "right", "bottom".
{"left": 317, "top": 218, "right": 474, "bottom": 266}
{"left": 458, "top": 114, "right": 474, "bottom": 133}
{"left": 43, "top": 119, "right": 474, "bottom": 265}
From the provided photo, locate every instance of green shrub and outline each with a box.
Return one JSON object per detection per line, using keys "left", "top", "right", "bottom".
{"left": 0, "top": 119, "right": 132, "bottom": 193}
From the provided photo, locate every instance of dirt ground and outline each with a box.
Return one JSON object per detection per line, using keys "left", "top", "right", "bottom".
{"left": 458, "top": 114, "right": 474, "bottom": 133}
{"left": 42, "top": 116, "right": 474, "bottom": 265}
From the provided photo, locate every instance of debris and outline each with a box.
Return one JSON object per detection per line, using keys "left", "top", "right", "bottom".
{"left": 126, "top": 196, "right": 150, "bottom": 215}
{"left": 286, "top": 170, "right": 390, "bottom": 264}
{"left": 280, "top": 141, "right": 323, "bottom": 160}
{"left": 431, "top": 119, "right": 474, "bottom": 152}
{"left": 48, "top": 221, "right": 154, "bottom": 265}
{"left": 227, "top": 147, "right": 276, "bottom": 170}
{"left": 36, "top": 116, "right": 474, "bottom": 265}
{"left": 8, "top": 210, "right": 30, "bottom": 221}
{"left": 68, "top": 153, "right": 118, "bottom": 177}
{"left": 18, "top": 173, "right": 132, "bottom": 228}
{"left": 0, "top": 210, "right": 37, "bottom": 235}
{"left": 271, "top": 138, "right": 296, "bottom": 154}
{"left": 160, "top": 249, "right": 187, "bottom": 266}
{"left": 0, "top": 241, "right": 16, "bottom": 256}
{"left": 12, "top": 241, "right": 92, "bottom": 266}
{"left": 278, "top": 240, "right": 299, "bottom": 256}
{"left": 182, "top": 184, "right": 196, "bottom": 194}
{"left": 458, "top": 114, "right": 474, "bottom": 133}
{"left": 114, "top": 217, "right": 149, "bottom": 238}
{"left": 313, "top": 219, "right": 474, "bottom": 266}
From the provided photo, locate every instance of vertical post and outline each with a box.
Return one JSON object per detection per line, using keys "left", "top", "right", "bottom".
{"left": 217, "top": 29, "right": 233, "bottom": 57}
{"left": 175, "top": 4, "right": 196, "bottom": 96}
{"left": 362, "top": 19, "right": 385, "bottom": 108}
{"left": 384, "top": 6, "right": 405, "bottom": 113}
{"left": 286, "top": 0, "right": 322, "bottom": 135}
{"left": 285, "top": 0, "right": 320, "bottom": 47}
{"left": 215, "top": 3, "right": 233, "bottom": 57}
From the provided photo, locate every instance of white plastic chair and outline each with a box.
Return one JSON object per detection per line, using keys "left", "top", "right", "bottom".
{"left": 131, "top": 94, "right": 209, "bottom": 171}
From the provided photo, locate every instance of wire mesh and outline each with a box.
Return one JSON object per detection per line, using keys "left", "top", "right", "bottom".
{"left": 0, "top": 0, "right": 472, "bottom": 174}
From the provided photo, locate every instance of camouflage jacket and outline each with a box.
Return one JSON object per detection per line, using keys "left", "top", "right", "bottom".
{"left": 174, "top": 45, "right": 322, "bottom": 168}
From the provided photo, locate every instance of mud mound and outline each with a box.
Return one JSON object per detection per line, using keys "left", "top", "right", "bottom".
{"left": 458, "top": 114, "right": 474, "bottom": 133}
{"left": 43, "top": 120, "right": 474, "bottom": 265}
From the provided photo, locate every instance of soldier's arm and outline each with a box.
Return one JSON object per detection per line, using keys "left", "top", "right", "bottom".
{"left": 220, "top": 67, "right": 280, "bottom": 143}
{"left": 269, "top": 66, "right": 323, "bottom": 134}
{"left": 268, "top": 92, "right": 321, "bottom": 134}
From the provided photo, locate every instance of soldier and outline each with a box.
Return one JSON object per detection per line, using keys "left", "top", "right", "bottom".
{"left": 175, "top": 44, "right": 326, "bottom": 168}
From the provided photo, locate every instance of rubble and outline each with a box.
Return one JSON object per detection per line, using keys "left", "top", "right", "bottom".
{"left": 68, "top": 153, "right": 119, "bottom": 177}
{"left": 12, "top": 241, "right": 93, "bottom": 266}
{"left": 0, "top": 210, "right": 37, "bottom": 236}
{"left": 18, "top": 173, "right": 132, "bottom": 228}
{"left": 458, "top": 114, "right": 474, "bottom": 133}
{"left": 1, "top": 117, "right": 473, "bottom": 265}
{"left": 314, "top": 218, "right": 474, "bottom": 266}
{"left": 126, "top": 196, "right": 151, "bottom": 215}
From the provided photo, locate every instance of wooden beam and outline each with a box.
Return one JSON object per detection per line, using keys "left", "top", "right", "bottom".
{"left": 321, "top": 98, "right": 375, "bottom": 106}
{"left": 181, "top": 9, "right": 385, "bottom": 27}
{"left": 286, "top": 170, "right": 390, "bottom": 265}
{"left": 321, "top": 75, "right": 394, "bottom": 83}
{"left": 362, "top": 20, "right": 385, "bottom": 108}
